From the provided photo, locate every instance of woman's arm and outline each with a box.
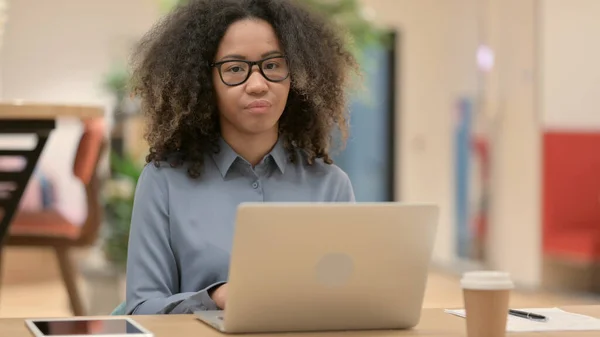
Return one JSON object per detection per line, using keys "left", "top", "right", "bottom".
{"left": 125, "top": 164, "right": 222, "bottom": 314}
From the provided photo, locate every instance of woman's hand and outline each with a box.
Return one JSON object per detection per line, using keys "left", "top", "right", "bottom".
{"left": 210, "top": 283, "right": 228, "bottom": 309}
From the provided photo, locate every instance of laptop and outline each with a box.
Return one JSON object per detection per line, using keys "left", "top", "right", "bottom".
{"left": 194, "top": 202, "right": 439, "bottom": 334}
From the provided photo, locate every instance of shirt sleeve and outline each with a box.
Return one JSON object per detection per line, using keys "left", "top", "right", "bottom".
{"left": 335, "top": 171, "right": 356, "bottom": 202}
{"left": 125, "top": 163, "right": 223, "bottom": 315}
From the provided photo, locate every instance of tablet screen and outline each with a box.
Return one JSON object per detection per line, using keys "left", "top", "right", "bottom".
{"left": 31, "top": 319, "right": 145, "bottom": 335}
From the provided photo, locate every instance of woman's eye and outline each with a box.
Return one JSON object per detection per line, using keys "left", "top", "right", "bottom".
{"left": 264, "top": 62, "right": 278, "bottom": 70}
{"left": 225, "top": 64, "right": 247, "bottom": 73}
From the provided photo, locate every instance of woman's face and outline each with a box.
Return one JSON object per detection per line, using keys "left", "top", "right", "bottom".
{"left": 212, "top": 18, "right": 291, "bottom": 139}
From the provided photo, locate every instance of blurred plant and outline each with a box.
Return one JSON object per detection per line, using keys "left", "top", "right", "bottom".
{"left": 102, "top": 62, "right": 141, "bottom": 124}
{"left": 101, "top": 151, "right": 144, "bottom": 270}
{"left": 102, "top": 62, "right": 130, "bottom": 104}
{"left": 302, "top": 0, "right": 390, "bottom": 57}
{"left": 158, "top": 0, "right": 181, "bottom": 13}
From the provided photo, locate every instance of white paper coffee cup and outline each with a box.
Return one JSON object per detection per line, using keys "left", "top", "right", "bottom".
{"left": 461, "top": 271, "right": 514, "bottom": 337}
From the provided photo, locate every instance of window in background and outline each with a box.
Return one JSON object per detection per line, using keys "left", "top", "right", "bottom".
{"left": 333, "top": 31, "right": 398, "bottom": 202}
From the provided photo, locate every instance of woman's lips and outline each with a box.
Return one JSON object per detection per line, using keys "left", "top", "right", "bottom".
{"left": 245, "top": 100, "right": 272, "bottom": 114}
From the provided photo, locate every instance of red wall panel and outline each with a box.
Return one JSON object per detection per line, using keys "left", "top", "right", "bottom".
{"left": 542, "top": 131, "right": 600, "bottom": 261}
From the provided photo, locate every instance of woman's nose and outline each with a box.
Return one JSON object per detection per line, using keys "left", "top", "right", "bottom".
{"left": 245, "top": 68, "right": 268, "bottom": 94}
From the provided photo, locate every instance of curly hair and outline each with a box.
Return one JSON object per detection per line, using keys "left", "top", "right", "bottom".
{"left": 130, "top": 0, "right": 359, "bottom": 178}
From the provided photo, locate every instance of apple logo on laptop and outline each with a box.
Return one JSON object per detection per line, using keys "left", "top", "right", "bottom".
{"left": 315, "top": 252, "right": 354, "bottom": 286}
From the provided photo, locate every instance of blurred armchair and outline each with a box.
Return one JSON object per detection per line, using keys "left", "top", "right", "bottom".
{"left": 4, "top": 118, "right": 107, "bottom": 316}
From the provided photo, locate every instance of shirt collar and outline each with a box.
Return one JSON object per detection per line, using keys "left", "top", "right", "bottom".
{"left": 270, "top": 137, "right": 287, "bottom": 174}
{"left": 211, "top": 136, "right": 287, "bottom": 177}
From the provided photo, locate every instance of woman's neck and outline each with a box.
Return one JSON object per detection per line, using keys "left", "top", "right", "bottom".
{"left": 221, "top": 128, "right": 279, "bottom": 167}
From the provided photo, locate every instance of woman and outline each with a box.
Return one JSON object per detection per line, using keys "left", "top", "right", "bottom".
{"left": 125, "top": 0, "right": 359, "bottom": 315}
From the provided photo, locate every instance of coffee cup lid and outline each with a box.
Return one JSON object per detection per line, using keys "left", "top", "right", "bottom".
{"left": 460, "top": 271, "right": 514, "bottom": 290}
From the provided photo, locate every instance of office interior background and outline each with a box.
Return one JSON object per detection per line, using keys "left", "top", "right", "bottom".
{"left": 0, "top": 0, "right": 599, "bottom": 318}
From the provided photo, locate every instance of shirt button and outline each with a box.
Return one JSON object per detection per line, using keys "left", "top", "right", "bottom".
{"left": 252, "top": 181, "right": 259, "bottom": 189}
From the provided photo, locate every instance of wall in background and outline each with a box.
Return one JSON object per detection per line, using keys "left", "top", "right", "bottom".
{"left": 540, "top": 0, "right": 600, "bottom": 130}
{"left": 481, "top": 0, "right": 541, "bottom": 288}
{"left": 363, "top": 0, "right": 543, "bottom": 288}
{"left": 2, "top": 0, "right": 158, "bottom": 104}
{"left": 361, "top": 0, "right": 480, "bottom": 267}
{"left": 537, "top": 0, "right": 600, "bottom": 290}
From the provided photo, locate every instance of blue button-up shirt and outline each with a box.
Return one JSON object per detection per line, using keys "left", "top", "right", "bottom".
{"left": 125, "top": 137, "right": 355, "bottom": 314}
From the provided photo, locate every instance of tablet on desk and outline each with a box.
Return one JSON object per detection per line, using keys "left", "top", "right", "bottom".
{"left": 24, "top": 317, "right": 153, "bottom": 337}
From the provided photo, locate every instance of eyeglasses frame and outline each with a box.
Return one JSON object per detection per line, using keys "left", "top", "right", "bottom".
{"left": 210, "top": 55, "right": 290, "bottom": 87}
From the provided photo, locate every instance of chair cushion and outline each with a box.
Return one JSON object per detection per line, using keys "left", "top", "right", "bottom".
{"left": 9, "top": 210, "right": 80, "bottom": 240}
{"left": 544, "top": 228, "right": 600, "bottom": 263}
{"left": 0, "top": 157, "right": 57, "bottom": 212}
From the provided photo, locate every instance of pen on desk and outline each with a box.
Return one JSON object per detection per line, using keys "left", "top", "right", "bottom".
{"left": 509, "top": 309, "right": 548, "bottom": 322}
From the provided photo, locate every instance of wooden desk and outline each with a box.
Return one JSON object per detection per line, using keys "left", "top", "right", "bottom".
{"left": 2, "top": 306, "right": 599, "bottom": 337}
{"left": 0, "top": 102, "right": 104, "bottom": 244}
{"left": 0, "top": 102, "right": 104, "bottom": 120}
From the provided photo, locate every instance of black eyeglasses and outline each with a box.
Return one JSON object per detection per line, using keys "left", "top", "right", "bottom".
{"left": 211, "top": 55, "right": 290, "bottom": 86}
